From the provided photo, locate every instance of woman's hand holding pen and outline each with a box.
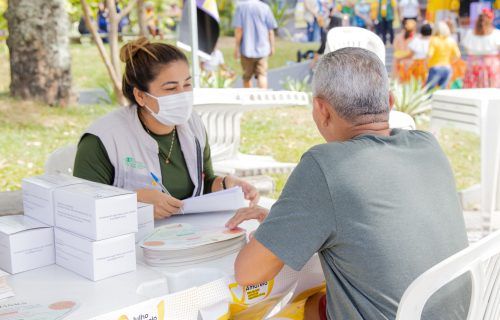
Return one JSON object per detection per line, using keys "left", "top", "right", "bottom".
{"left": 136, "top": 188, "right": 183, "bottom": 219}
{"left": 151, "top": 190, "right": 183, "bottom": 219}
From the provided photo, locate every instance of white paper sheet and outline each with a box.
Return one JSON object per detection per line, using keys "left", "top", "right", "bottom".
{"left": 181, "top": 187, "right": 245, "bottom": 214}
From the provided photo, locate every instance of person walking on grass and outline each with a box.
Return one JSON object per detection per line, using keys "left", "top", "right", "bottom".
{"left": 426, "top": 21, "right": 461, "bottom": 90}
{"left": 233, "top": 0, "right": 278, "bottom": 89}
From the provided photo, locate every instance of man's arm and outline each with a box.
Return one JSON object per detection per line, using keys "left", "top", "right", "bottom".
{"left": 268, "top": 29, "right": 275, "bottom": 57}
{"left": 235, "top": 27, "right": 243, "bottom": 59}
{"left": 235, "top": 237, "right": 284, "bottom": 286}
{"left": 230, "top": 153, "right": 336, "bottom": 286}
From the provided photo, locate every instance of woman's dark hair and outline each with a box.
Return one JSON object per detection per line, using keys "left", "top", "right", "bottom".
{"left": 120, "top": 37, "right": 188, "bottom": 105}
{"left": 420, "top": 24, "right": 432, "bottom": 37}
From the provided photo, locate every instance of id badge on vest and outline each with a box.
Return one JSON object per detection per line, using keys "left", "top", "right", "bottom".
{"left": 122, "top": 156, "right": 161, "bottom": 192}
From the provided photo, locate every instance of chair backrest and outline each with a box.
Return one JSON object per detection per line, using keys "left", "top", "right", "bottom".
{"left": 396, "top": 229, "right": 500, "bottom": 320}
{"left": 324, "top": 27, "right": 386, "bottom": 65}
{"left": 389, "top": 110, "right": 416, "bottom": 130}
{"left": 44, "top": 145, "right": 77, "bottom": 176}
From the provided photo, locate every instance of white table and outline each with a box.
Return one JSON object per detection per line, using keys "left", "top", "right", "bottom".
{"left": 430, "top": 89, "right": 500, "bottom": 236}
{"left": 2, "top": 206, "right": 324, "bottom": 320}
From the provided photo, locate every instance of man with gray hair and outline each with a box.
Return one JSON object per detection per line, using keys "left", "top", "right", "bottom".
{"left": 228, "top": 47, "right": 470, "bottom": 319}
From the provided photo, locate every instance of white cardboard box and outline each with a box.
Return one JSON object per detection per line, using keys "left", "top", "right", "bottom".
{"left": 136, "top": 202, "right": 154, "bottom": 244}
{"left": 53, "top": 182, "right": 138, "bottom": 240}
{"left": 22, "top": 174, "right": 85, "bottom": 226}
{"left": 0, "top": 215, "right": 55, "bottom": 274}
{"left": 54, "top": 228, "right": 136, "bottom": 281}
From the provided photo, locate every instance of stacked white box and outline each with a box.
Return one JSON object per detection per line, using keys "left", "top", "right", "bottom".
{"left": 0, "top": 215, "right": 55, "bottom": 274}
{"left": 22, "top": 174, "right": 85, "bottom": 226}
{"left": 136, "top": 202, "right": 154, "bottom": 243}
{"left": 54, "top": 228, "right": 136, "bottom": 281}
{"left": 51, "top": 181, "right": 139, "bottom": 281}
{"left": 53, "top": 182, "right": 138, "bottom": 240}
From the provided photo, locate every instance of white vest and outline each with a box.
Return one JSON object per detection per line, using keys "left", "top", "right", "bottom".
{"left": 84, "top": 105, "right": 207, "bottom": 196}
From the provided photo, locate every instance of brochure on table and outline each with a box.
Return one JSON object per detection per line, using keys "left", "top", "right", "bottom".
{"left": 140, "top": 223, "right": 247, "bottom": 267}
{"left": 142, "top": 223, "right": 246, "bottom": 251}
{"left": 0, "top": 215, "right": 54, "bottom": 274}
{"left": 0, "top": 299, "right": 79, "bottom": 320}
{"left": 182, "top": 187, "right": 245, "bottom": 214}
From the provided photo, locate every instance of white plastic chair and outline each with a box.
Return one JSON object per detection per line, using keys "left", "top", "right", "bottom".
{"left": 396, "top": 229, "right": 500, "bottom": 320}
{"left": 193, "top": 88, "right": 309, "bottom": 177}
{"left": 44, "top": 145, "right": 77, "bottom": 175}
{"left": 323, "top": 28, "right": 415, "bottom": 131}
{"left": 389, "top": 110, "right": 416, "bottom": 130}
{"left": 324, "top": 27, "right": 386, "bottom": 65}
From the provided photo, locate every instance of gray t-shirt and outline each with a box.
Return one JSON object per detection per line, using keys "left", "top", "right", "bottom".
{"left": 254, "top": 129, "right": 470, "bottom": 320}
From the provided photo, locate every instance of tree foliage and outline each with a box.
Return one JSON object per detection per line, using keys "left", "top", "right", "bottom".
{"left": 66, "top": 0, "right": 177, "bottom": 23}
{"left": 0, "top": 0, "right": 7, "bottom": 31}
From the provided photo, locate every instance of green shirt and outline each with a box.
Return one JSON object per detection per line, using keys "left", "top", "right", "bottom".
{"left": 73, "top": 129, "right": 217, "bottom": 200}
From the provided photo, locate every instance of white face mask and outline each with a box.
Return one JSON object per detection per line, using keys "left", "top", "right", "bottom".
{"left": 144, "top": 91, "right": 193, "bottom": 126}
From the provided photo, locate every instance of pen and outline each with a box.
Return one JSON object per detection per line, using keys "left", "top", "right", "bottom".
{"left": 150, "top": 172, "right": 184, "bottom": 214}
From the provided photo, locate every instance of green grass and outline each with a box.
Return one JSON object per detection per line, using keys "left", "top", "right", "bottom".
{"left": 0, "top": 99, "right": 480, "bottom": 194}
{"left": 0, "top": 38, "right": 316, "bottom": 91}
{"left": 71, "top": 43, "right": 111, "bottom": 89}
{"left": 0, "top": 39, "right": 480, "bottom": 195}
{"left": 0, "top": 98, "right": 113, "bottom": 190}
{"left": 218, "top": 38, "right": 317, "bottom": 73}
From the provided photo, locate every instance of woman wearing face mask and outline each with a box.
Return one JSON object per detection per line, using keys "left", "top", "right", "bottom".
{"left": 73, "top": 38, "right": 259, "bottom": 219}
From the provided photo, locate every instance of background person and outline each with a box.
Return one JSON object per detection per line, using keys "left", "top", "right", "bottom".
{"left": 375, "top": 0, "right": 397, "bottom": 45}
{"left": 201, "top": 47, "right": 226, "bottom": 73}
{"left": 73, "top": 38, "right": 259, "bottom": 220}
{"left": 145, "top": 2, "right": 163, "bottom": 39}
{"left": 233, "top": 0, "right": 277, "bottom": 89}
{"left": 97, "top": 2, "right": 109, "bottom": 43}
{"left": 354, "top": 0, "right": 373, "bottom": 28}
{"left": 408, "top": 23, "right": 433, "bottom": 82}
{"left": 316, "top": 9, "right": 344, "bottom": 57}
{"left": 229, "top": 47, "right": 470, "bottom": 320}
{"left": 463, "top": 9, "right": 500, "bottom": 88}
{"left": 304, "top": 0, "right": 323, "bottom": 42}
{"left": 393, "top": 19, "right": 417, "bottom": 81}
{"left": 398, "top": 0, "right": 421, "bottom": 25}
{"left": 426, "top": 21, "right": 461, "bottom": 90}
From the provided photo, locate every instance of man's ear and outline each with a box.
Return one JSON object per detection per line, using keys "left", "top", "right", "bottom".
{"left": 315, "top": 97, "right": 332, "bottom": 125}
{"left": 388, "top": 91, "right": 395, "bottom": 112}
{"left": 134, "top": 87, "right": 145, "bottom": 107}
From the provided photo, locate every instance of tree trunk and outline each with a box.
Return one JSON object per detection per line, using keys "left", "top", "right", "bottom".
{"left": 81, "top": 0, "right": 137, "bottom": 106}
{"left": 137, "top": 0, "right": 148, "bottom": 37}
{"left": 5, "top": 0, "right": 72, "bottom": 106}
{"left": 106, "top": 0, "right": 122, "bottom": 84}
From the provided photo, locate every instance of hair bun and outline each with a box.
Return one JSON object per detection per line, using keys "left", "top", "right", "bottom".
{"left": 119, "top": 37, "right": 150, "bottom": 63}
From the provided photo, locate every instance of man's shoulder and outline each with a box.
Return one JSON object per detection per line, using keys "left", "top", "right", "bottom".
{"left": 305, "top": 130, "right": 439, "bottom": 159}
